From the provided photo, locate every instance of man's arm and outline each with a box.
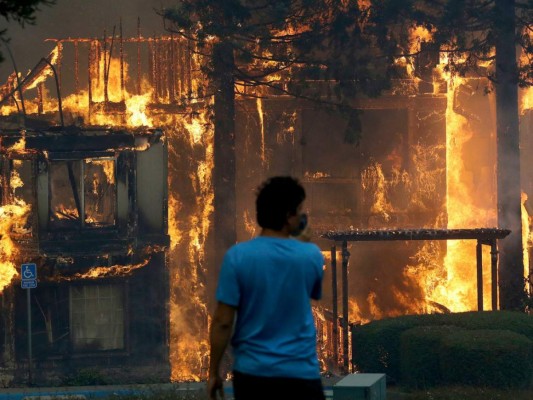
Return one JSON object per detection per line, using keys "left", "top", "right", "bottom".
{"left": 208, "top": 302, "right": 236, "bottom": 399}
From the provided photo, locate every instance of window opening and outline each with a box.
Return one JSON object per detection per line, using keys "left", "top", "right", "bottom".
{"left": 84, "top": 158, "right": 116, "bottom": 226}
{"left": 70, "top": 284, "right": 124, "bottom": 351}
{"left": 49, "top": 157, "right": 116, "bottom": 229}
{"left": 50, "top": 161, "right": 81, "bottom": 228}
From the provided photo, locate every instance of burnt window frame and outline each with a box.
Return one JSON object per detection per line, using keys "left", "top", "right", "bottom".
{"left": 46, "top": 153, "right": 118, "bottom": 231}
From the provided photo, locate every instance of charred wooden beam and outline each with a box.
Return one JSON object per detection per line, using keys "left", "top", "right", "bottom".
{"left": 37, "top": 83, "right": 44, "bottom": 115}
{"left": 120, "top": 20, "right": 125, "bottom": 103}
{"left": 0, "top": 127, "right": 163, "bottom": 153}
{"left": 39, "top": 236, "right": 169, "bottom": 257}
{"left": 74, "top": 41, "right": 79, "bottom": 94}
{"left": 90, "top": 100, "right": 126, "bottom": 114}
{"left": 341, "top": 240, "right": 349, "bottom": 373}
{"left": 321, "top": 228, "right": 511, "bottom": 242}
{"left": 169, "top": 35, "right": 176, "bottom": 103}
{"left": 330, "top": 245, "right": 338, "bottom": 372}
{"left": 137, "top": 17, "right": 141, "bottom": 95}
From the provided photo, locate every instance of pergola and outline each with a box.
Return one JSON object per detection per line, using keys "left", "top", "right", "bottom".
{"left": 320, "top": 227, "right": 511, "bottom": 372}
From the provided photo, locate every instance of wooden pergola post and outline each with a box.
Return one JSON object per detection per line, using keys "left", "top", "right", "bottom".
{"left": 341, "top": 240, "right": 350, "bottom": 373}
{"left": 331, "top": 244, "right": 338, "bottom": 370}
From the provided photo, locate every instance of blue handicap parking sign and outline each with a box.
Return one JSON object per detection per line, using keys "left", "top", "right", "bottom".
{"left": 21, "top": 263, "right": 37, "bottom": 289}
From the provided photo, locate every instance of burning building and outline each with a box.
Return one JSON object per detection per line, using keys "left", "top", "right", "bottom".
{"left": 0, "top": 32, "right": 174, "bottom": 385}
{"left": 0, "top": 14, "right": 531, "bottom": 385}
{"left": 0, "top": 125, "right": 170, "bottom": 385}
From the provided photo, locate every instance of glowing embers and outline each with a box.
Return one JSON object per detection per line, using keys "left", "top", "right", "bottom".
{"left": 49, "top": 157, "right": 116, "bottom": 228}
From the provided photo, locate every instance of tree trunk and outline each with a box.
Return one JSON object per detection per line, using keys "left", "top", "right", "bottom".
{"left": 495, "top": 0, "right": 524, "bottom": 310}
{"left": 211, "top": 41, "right": 236, "bottom": 307}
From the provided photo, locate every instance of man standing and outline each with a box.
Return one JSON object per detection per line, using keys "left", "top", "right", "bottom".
{"left": 208, "top": 176, "right": 325, "bottom": 400}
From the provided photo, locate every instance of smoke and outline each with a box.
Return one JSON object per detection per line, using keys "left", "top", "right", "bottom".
{"left": 0, "top": 0, "right": 173, "bottom": 81}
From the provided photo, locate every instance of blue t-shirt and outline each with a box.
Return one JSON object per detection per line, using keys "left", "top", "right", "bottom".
{"left": 216, "top": 236, "right": 324, "bottom": 379}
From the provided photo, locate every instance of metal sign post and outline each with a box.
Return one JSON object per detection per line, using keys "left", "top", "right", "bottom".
{"left": 21, "top": 263, "right": 37, "bottom": 386}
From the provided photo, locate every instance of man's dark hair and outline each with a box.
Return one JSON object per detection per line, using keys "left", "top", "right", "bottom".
{"left": 256, "top": 176, "right": 305, "bottom": 230}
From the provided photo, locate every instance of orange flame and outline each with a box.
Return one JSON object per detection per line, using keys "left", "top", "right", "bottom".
{"left": 26, "top": 45, "right": 61, "bottom": 91}
{"left": 0, "top": 199, "right": 31, "bottom": 292}
{"left": 522, "top": 87, "right": 533, "bottom": 115}
{"left": 434, "top": 73, "right": 496, "bottom": 311}
{"left": 361, "top": 162, "right": 394, "bottom": 223}
{"left": 55, "top": 258, "right": 150, "bottom": 281}
{"left": 256, "top": 98, "right": 266, "bottom": 165}
{"left": 169, "top": 110, "right": 214, "bottom": 382}
{"left": 522, "top": 192, "right": 531, "bottom": 285}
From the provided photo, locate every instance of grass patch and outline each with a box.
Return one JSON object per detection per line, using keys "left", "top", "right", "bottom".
{"left": 97, "top": 383, "right": 533, "bottom": 400}
{"left": 389, "top": 385, "right": 533, "bottom": 400}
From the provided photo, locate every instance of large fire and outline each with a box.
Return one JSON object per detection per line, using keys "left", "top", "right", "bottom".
{"left": 0, "top": 137, "right": 32, "bottom": 293}
{"left": 0, "top": 26, "right": 531, "bottom": 380}
{"left": 439, "top": 74, "right": 496, "bottom": 311}
{"left": 0, "top": 199, "right": 31, "bottom": 292}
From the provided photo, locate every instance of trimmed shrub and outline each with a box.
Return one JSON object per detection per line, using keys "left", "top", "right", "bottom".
{"left": 440, "top": 329, "right": 533, "bottom": 389}
{"left": 352, "top": 314, "right": 440, "bottom": 381}
{"left": 400, "top": 325, "right": 460, "bottom": 388}
{"left": 436, "top": 311, "right": 533, "bottom": 340}
{"left": 352, "top": 311, "right": 533, "bottom": 383}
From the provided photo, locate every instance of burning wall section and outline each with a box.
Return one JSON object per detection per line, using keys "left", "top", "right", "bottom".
{"left": 236, "top": 92, "right": 448, "bottom": 318}
{"left": 0, "top": 33, "right": 211, "bottom": 383}
{"left": 235, "top": 77, "right": 531, "bottom": 372}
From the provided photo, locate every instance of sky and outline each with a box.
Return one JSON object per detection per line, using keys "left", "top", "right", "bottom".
{"left": 0, "top": 0, "right": 174, "bottom": 79}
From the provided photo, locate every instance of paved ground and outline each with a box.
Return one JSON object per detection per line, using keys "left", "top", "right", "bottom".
{"left": 0, "top": 375, "right": 380, "bottom": 400}
{"left": 0, "top": 381, "right": 339, "bottom": 400}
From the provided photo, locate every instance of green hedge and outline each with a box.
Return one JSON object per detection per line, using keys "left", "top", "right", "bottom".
{"left": 440, "top": 329, "right": 532, "bottom": 389}
{"left": 352, "top": 314, "right": 427, "bottom": 382}
{"left": 351, "top": 311, "right": 533, "bottom": 383}
{"left": 434, "top": 311, "right": 533, "bottom": 338}
{"left": 400, "top": 325, "right": 459, "bottom": 388}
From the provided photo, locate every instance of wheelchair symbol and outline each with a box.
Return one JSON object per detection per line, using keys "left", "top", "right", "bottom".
{"left": 22, "top": 264, "right": 36, "bottom": 280}
{"left": 23, "top": 266, "right": 34, "bottom": 279}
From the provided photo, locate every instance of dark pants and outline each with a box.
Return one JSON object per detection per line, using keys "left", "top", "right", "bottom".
{"left": 233, "top": 370, "right": 326, "bottom": 400}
